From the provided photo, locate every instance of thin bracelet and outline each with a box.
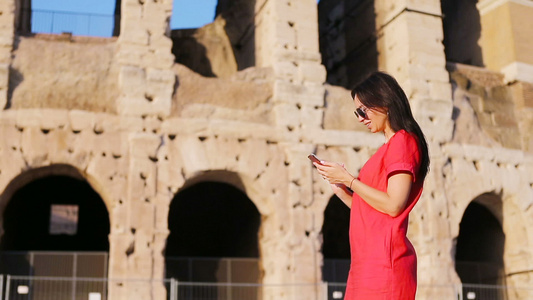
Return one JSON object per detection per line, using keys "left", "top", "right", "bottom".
{"left": 349, "top": 177, "right": 356, "bottom": 190}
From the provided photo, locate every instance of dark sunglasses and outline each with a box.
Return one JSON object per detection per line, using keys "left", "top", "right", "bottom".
{"left": 353, "top": 107, "right": 368, "bottom": 119}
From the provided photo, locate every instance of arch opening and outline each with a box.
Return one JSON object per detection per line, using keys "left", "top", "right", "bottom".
{"left": 455, "top": 199, "right": 506, "bottom": 299}
{"left": 318, "top": 0, "right": 378, "bottom": 89}
{"left": 165, "top": 180, "right": 261, "bottom": 284}
{"left": 0, "top": 167, "right": 110, "bottom": 278}
{"left": 440, "top": 0, "right": 483, "bottom": 66}
{"left": 321, "top": 196, "right": 350, "bottom": 283}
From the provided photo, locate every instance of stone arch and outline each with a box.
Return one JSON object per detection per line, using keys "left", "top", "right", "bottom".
{"left": 165, "top": 170, "right": 262, "bottom": 284}
{"left": 454, "top": 193, "right": 505, "bottom": 288}
{"left": 0, "top": 164, "right": 111, "bottom": 278}
{"left": 501, "top": 199, "right": 532, "bottom": 288}
{"left": 0, "top": 164, "right": 114, "bottom": 220}
{"left": 0, "top": 164, "right": 111, "bottom": 251}
{"left": 321, "top": 195, "right": 350, "bottom": 284}
{"left": 178, "top": 169, "right": 271, "bottom": 216}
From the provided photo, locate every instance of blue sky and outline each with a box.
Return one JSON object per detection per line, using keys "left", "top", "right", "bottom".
{"left": 31, "top": 0, "right": 219, "bottom": 35}
{"left": 31, "top": 0, "right": 318, "bottom": 36}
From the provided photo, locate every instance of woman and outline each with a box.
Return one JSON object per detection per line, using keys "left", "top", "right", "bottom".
{"left": 313, "top": 71, "right": 429, "bottom": 299}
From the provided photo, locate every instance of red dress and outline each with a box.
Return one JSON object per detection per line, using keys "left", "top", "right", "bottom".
{"left": 344, "top": 130, "right": 423, "bottom": 300}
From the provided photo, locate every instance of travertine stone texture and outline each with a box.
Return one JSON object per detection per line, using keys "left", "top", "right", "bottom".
{"left": 170, "top": 17, "right": 238, "bottom": 78}
{"left": 478, "top": 0, "right": 533, "bottom": 83}
{"left": 0, "top": 0, "right": 533, "bottom": 300}
{"left": 0, "top": 0, "right": 15, "bottom": 109}
{"left": 115, "top": 0, "right": 175, "bottom": 117}
{"left": 9, "top": 36, "right": 119, "bottom": 112}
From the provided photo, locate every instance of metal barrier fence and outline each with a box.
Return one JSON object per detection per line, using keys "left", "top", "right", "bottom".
{"left": 0, "top": 252, "right": 107, "bottom": 278}
{"left": 2, "top": 277, "right": 324, "bottom": 300}
{"left": 4, "top": 276, "right": 173, "bottom": 300}
{"left": 165, "top": 257, "right": 261, "bottom": 283}
{"left": 461, "top": 283, "right": 533, "bottom": 300}
{"left": 173, "top": 282, "right": 327, "bottom": 300}
{"left": 2, "top": 276, "right": 533, "bottom": 300}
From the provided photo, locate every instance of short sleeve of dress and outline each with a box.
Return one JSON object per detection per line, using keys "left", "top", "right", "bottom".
{"left": 384, "top": 130, "right": 421, "bottom": 182}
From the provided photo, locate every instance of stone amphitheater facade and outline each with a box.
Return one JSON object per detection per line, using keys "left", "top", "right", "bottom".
{"left": 0, "top": 0, "right": 532, "bottom": 299}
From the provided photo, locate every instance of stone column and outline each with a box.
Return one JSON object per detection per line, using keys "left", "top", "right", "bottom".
{"left": 0, "top": 0, "right": 15, "bottom": 109}
{"left": 254, "top": 0, "right": 327, "bottom": 298}
{"left": 111, "top": 0, "right": 175, "bottom": 298}
{"left": 478, "top": 0, "right": 533, "bottom": 84}
{"left": 374, "top": 0, "right": 458, "bottom": 296}
{"left": 115, "top": 0, "right": 175, "bottom": 117}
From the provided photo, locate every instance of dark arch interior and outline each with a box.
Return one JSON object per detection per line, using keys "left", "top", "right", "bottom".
{"left": 455, "top": 201, "right": 505, "bottom": 286}
{"left": 321, "top": 196, "right": 350, "bottom": 283}
{"left": 165, "top": 181, "right": 261, "bottom": 282}
{"left": 441, "top": 0, "right": 483, "bottom": 66}
{"left": 1, "top": 175, "right": 110, "bottom": 251}
{"left": 318, "top": 0, "right": 378, "bottom": 89}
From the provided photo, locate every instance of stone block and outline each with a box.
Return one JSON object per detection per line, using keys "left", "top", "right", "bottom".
{"left": 375, "top": 0, "right": 442, "bottom": 28}
{"left": 20, "top": 126, "right": 51, "bottom": 166}
{"left": 39, "top": 109, "right": 69, "bottom": 130}
{"left": 273, "top": 81, "right": 324, "bottom": 106}
{"left": 129, "top": 133, "right": 162, "bottom": 159}
{"left": 142, "top": 50, "right": 174, "bottom": 70}
{"left": 272, "top": 60, "right": 298, "bottom": 81}
{"left": 119, "top": 26, "right": 150, "bottom": 47}
{"left": 15, "top": 109, "right": 43, "bottom": 128}
{"left": 119, "top": 65, "right": 147, "bottom": 97}
{"left": 0, "top": 89, "right": 6, "bottom": 110}
{"left": 154, "top": 199, "right": 170, "bottom": 232}
{"left": 429, "top": 80, "right": 453, "bottom": 101}
{"left": 298, "top": 62, "right": 326, "bottom": 83}
{"left": 117, "top": 115, "right": 143, "bottom": 132}
{"left": 108, "top": 233, "right": 134, "bottom": 277}
{"left": 117, "top": 95, "right": 172, "bottom": 117}
{"left": 178, "top": 135, "right": 210, "bottom": 175}
{"left": 296, "top": 23, "right": 320, "bottom": 53}
{"left": 271, "top": 102, "right": 301, "bottom": 129}
{"left": 0, "top": 63, "right": 8, "bottom": 84}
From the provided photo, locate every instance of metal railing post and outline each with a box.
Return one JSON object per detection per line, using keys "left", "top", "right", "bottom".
{"left": 72, "top": 252, "right": 77, "bottom": 300}
{"left": 4, "top": 275, "right": 10, "bottom": 300}
{"left": 323, "top": 282, "right": 329, "bottom": 300}
{"left": 173, "top": 278, "right": 178, "bottom": 300}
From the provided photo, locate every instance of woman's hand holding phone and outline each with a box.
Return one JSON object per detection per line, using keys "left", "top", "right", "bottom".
{"left": 308, "top": 154, "right": 323, "bottom": 165}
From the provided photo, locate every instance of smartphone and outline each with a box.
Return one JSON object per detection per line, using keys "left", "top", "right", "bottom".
{"left": 308, "top": 154, "right": 322, "bottom": 164}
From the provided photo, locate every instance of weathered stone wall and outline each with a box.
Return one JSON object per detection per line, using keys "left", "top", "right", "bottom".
{"left": 478, "top": 0, "right": 533, "bottom": 83}
{"left": 0, "top": 0, "right": 533, "bottom": 299}
{"left": 0, "top": 0, "right": 15, "bottom": 109}
{"left": 9, "top": 35, "right": 119, "bottom": 112}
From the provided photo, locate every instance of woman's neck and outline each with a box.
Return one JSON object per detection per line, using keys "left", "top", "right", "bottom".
{"left": 384, "top": 125, "right": 396, "bottom": 143}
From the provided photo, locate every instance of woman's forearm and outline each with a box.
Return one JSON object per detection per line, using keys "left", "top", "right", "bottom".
{"left": 347, "top": 174, "right": 412, "bottom": 217}
{"left": 334, "top": 185, "right": 353, "bottom": 208}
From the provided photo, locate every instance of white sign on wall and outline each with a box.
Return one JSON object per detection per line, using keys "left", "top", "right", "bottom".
{"left": 49, "top": 204, "right": 79, "bottom": 235}
{"left": 88, "top": 292, "right": 102, "bottom": 300}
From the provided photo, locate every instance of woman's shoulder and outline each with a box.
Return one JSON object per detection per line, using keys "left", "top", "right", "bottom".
{"left": 391, "top": 129, "right": 415, "bottom": 142}
{"left": 389, "top": 130, "right": 418, "bottom": 150}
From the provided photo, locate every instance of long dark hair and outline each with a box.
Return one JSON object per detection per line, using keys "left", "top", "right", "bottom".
{"left": 351, "top": 71, "right": 430, "bottom": 181}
